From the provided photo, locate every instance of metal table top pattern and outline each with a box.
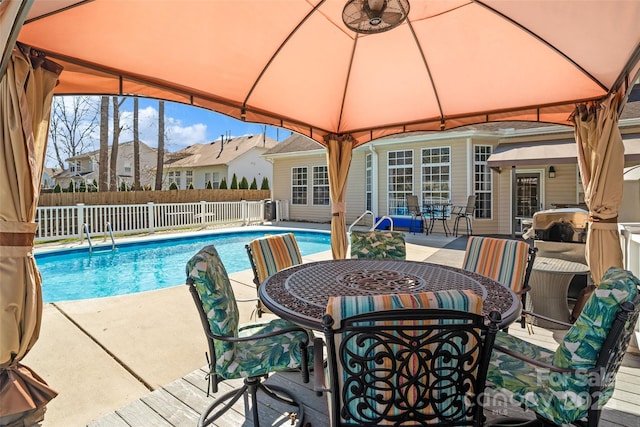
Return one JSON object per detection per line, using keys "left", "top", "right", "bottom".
{"left": 260, "top": 259, "right": 520, "bottom": 330}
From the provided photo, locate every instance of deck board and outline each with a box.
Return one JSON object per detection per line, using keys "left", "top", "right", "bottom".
{"left": 90, "top": 324, "right": 640, "bottom": 427}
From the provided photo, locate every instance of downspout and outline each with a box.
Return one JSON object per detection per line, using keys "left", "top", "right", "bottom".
{"left": 466, "top": 137, "right": 473, "bottom": 197}
{"left": 369, "top": 144, "right": 379, "bottom": 218}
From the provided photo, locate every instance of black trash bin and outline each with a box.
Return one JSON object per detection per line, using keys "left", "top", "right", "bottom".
{"left": 264, "top": 200, "right": 276, "bottom": 221}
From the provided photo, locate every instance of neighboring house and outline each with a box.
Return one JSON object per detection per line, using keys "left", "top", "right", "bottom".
{"left": 41, "top": 167, "right": 61, "bottom": 189}
{"left": 163, "top": 134, "right": 277, "bottom": 189}
{"left": 264, "top": 102, "right": 640, "bottom": 235}
{"left": 54, "top": 141, "right": 159, "bottom": 190}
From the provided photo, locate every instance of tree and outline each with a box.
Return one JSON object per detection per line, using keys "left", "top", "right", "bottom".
{"left": 188, "top": 182, "right": 194, "bottom": 190}
{"left": 169, "top": 181, "right": 178, "bottom": 190}
{"left": 67, "top": 181, "right": 74, "bottom": 193}
{"left": 53, "top": 183, "right": 61, "bottom": 193}
{"left": 99, "top": 96, "right": 109, "bottom": 191}
{"left": 155, "top": 100, "right": 165, "bottom": 190}
{"left": 133, "top": 96, "right": 141, "bottom": 190}
{"left": 239, "top": 177, "right": 249, "bottom": 189}
{"left": 79, "top": 180, "right": 87, "bottom": 192}
{"left": 260, "top": 177, "right": 270, "bottom": 190}
{"left": 230, "top": 173, "right": 238, "bottom": 190}
{"left": 219, "top": 177, "right": 228, "bottom": 189}
{"left": 206, "top": 180, "right": 213, "bottom": 190}
{"left": 250, "top": 178, "right": 257, "bottom": 190}
{"left": 47, "top": 96, "right": 99, "bottom": 170}
{"left": 109, "top": 96, "right": 126, "bottom": 190}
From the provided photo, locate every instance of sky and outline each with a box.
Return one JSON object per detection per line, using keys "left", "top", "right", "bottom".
{"left": 46, "top": 95, "right": 292, "bottom": 167}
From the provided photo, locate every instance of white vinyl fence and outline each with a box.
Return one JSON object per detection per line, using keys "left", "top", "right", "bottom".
{"left": 34, "top": 200, "right": 269, "bottom": 243}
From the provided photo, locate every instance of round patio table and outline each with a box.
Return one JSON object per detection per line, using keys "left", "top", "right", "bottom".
{"left": 260, "top": 259, "right": 521, "bottom": 330}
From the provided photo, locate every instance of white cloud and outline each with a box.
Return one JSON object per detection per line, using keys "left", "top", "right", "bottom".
{"left": 118, "top": 105, "right": 208, "bottom": 151}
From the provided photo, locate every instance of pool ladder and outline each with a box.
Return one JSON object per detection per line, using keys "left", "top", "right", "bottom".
{"left": 348, "top": 210, "right": 394, "bottom": 233}
{"left": 103, "top": 222, "right": 116, "bottom": 250}
{"left": 82, "top": 223, "right": 93, "bottom": 253}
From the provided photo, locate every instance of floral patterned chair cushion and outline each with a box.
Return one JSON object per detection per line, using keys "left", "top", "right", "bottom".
{"left": 488, "top": 267, "right": 640, "bottom": 425}
{"left": 350, "top": 230, "right": 407, "bottom": 260}
{"left": 186, "top": 245, "right": 311, "bottom": 379}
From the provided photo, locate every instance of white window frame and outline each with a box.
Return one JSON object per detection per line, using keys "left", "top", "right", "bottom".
{"left": 473, "top": 145, "right": 493, "bottom": 219}
{"left": 291, "top": 166, "right": 308, "bottom": 205}
{"left": 365, "top": 153, "right": 373, "bottom": 211}
{"left": 312, "top": 165, "right": 329, "bottom": 206}
{"left": 420, "top": 146, "right": 451, "bottom": 204}
{"left": 387, "top": 150, "right": 413, "bottom": 216}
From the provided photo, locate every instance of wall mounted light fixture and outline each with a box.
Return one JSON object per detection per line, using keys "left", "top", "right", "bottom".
{"left": 548, "top": 166, "right": 556, "bottom": 178}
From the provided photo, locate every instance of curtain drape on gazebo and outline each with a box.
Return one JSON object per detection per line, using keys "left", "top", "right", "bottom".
{"left": 325, "top": 134, "right": 354, "bottom": 260}
{"left": 573, "top": 92, "right": 625, "bottom": 284}
{"left": 0, "top": 44, "right": 60, "bottom": 425}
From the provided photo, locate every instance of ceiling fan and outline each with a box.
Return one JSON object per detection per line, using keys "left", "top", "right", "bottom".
{"left": 342, "top": 0, "right": 410, "bottom": 34}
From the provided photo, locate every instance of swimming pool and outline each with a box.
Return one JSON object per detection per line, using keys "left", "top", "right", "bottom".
{"left": 35, "top": 228, "right": 331, "bottom": 303}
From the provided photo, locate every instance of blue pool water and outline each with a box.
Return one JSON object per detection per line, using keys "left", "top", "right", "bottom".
{"left": 36, "top": 229, "right": 331, "bottom": 303}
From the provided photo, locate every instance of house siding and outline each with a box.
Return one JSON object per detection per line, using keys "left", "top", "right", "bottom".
{"left": 267, "top": 128, "right": 640, "bottom": 234}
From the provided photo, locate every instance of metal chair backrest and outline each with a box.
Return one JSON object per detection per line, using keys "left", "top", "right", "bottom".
{"left": 320, "top": 291, "right": 501, "bottom": 427}
{"left": 406, "top": 194, "right": 421, "bottom": 214}
{"left": 463, "top": 195, "right": 476, "bottom": 215}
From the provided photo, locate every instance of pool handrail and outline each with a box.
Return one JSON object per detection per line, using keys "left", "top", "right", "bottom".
{"left": 83, "top": 223, "right": 93, "bottom": 253}
{"left": 104, "top": 222, "right": 116, "bottom": 251}
{"left": 349, "top": 211, "right": 394, "bottom": 232}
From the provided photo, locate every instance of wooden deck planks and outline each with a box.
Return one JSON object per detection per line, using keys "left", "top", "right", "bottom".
{"left": 90, "top": 326, "right": 640, "bottom": 427}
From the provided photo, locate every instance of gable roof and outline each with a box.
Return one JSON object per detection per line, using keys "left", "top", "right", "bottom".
{"left": 66, "top": 141, "right": 156, "bottom": 161}
{"left": 264, "top": 133, "right": 324, "bottom": 155}
{"left": 166, "top": 134, "right": 277, "bottom": 168}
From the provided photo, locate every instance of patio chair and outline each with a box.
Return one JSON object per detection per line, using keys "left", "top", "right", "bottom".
{"left": 186, "top": 245, "right": 312, "bottom": 427}
{"left": 462, "top": 236, "right": 537, "bottom": 328}
{"left": 406, "top": 194, "right": 425, "bottom": 234}
{"left": 245, "top": 233, "right": 303, "bottom": 317}
{"left": 313, "top": 289, "right": 502, "bottom": 426}
{"left": 349, "top": 229, "right": 406, "bottom": 260}
{"left": 487, "top": 267, "right": 640, "bottom": 427}
{"left": 452, "top": 195, "right": 476, "bottom": 237}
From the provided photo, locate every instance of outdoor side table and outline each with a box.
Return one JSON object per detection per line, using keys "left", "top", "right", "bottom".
{"left": 527, "top": 256, "right": 590, "bottom": 329}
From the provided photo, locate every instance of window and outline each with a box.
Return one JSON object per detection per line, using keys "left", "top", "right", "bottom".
{"left": 174, "top": 171, "right": 182, "bottom": 188}
{"left": 421, "top": 147, "right": 450, "bottom": 203}
{"left": 124, "top": 163, "right": 132, "bottom": 174}
{"left": 186, "top": 170, "right": 193, "bottom": 188}
{"left": 167, "top": 171, "right": 182, "bottom": 188}
{"left": 474, "top": 145, "right": 492, "bottom": 219}
{"left": 312, "top": 166, "right": 329, "bottom": 205}
{"left": 204, "top": 172, "right": 221, "bottom": 189}
{"left": 291, "top": 167, "right": 308, "bottom": 205}
{"left": 365, "top": 153, "right": 372, "bottom": 211}
{"left": 70, "top": 160, "right": 81, "bottom": 173}
{"left": 387, "top": 150, "right": 413, "bottom": 215}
